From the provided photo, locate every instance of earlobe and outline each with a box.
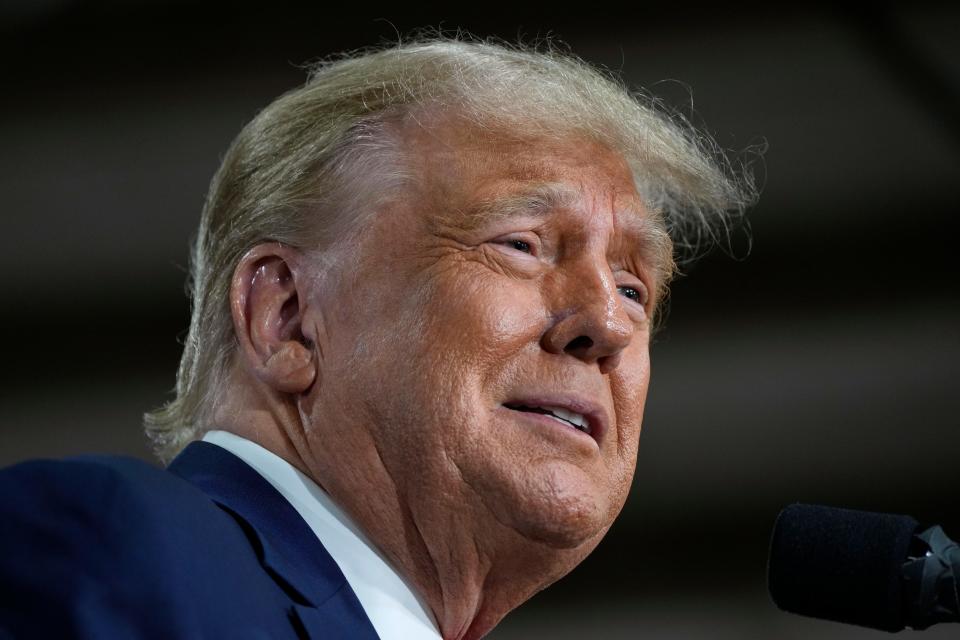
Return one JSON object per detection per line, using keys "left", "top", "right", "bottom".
{"left": 263, "top": 342, "right": 316, "bottom": 393}
{"left": 230, "top": 243, "right": 318, "bottom": 396}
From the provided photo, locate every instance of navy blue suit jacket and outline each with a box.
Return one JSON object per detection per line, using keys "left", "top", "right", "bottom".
{"left": 0, "top": 442, "right": 380, "bottom": 639}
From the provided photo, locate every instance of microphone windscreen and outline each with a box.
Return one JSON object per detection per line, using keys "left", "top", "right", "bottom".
{"left": 768, "top": 503, "right": 919, "bottom": 631}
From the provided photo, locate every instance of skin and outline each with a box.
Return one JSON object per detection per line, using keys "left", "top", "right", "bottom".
{"left": 213, "top": 116, "right": 662, "bottom": 640}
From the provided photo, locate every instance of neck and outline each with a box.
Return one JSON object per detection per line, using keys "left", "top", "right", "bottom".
{"left": 213, "top": 379, "right": 599, "bottom": 640}
{"left": 211, "top": 373, "right": 313, "bottom": 478}
{"left": 301, "top": 430, "right": 601, "bottom": 640}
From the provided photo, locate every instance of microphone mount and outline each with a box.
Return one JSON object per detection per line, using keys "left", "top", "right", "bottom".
{"left": 902, "top": 524, "right": 960, "bottom": 630}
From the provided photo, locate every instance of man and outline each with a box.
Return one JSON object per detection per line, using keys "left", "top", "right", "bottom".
{"left": 0, "top": 39, "right": 752, "bottom": 639}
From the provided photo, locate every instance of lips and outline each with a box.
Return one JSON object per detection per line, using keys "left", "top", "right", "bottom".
{"left": 502, "top": 396, "right": 607, "bottom": 444}
{"left": 504, "top": 403, "right": 590, "bottom": 433}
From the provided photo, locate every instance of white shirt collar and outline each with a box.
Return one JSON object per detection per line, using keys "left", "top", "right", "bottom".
{"left": 201, "top": 430, "right": 441, "bottom": 640}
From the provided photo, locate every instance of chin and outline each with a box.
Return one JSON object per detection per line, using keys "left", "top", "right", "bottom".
{"left": 506, "top": 464, "right": 614, "bottom": 550}
{"left": 517, "top": 509, "right": 607, "bottom": 550}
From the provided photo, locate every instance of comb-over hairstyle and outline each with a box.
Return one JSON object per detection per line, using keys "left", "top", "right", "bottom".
{"left": 144, "top": 37, "right": 756, "bottom": 463}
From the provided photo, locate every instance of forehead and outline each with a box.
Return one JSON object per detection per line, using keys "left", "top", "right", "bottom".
{"left": 377, "top": 116, "right": 674, "bottom": 300}
{"left": 403, "top": 118, "right": 647, "bottom": 226}
{"left": 398, "top": 120, "right": 663, "bottom": 259}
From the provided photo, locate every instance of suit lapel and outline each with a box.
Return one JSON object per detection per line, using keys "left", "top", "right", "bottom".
{"left": 168, "top": 442, "right": 380, "bottom": 640}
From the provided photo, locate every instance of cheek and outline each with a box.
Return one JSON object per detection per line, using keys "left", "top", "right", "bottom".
{"left": 415, "top": 272, "right": 545, "bottom": 371}
{"left": 609, "top": 342, "right": 651, "bottom": 461}
{"left": 351, "top": 271, "right": 545, "bottom": 455}
{"left": 616, "top": 348, "right": 650, "bottom": 416}
{"left": 399, "top": 275, "right": 545, "bottom": 462}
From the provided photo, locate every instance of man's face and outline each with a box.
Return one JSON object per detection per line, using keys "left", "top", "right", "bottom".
{"left": 303, "top": 121, "right": 658, "bottom": 552}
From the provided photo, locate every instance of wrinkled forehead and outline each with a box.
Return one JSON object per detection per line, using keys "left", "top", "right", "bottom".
{"left": 403, "top": 121, "right": 644, "bottom": 218}
{"left": 392, "top": 114, "right": 673, "bottom": 288}
{"left": 396, "top": 107, "right": 636, "bottom": 191}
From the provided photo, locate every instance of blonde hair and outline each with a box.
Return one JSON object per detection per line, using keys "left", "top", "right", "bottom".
{"left": 144, "top": 37, "right": 756, "bottom": 463}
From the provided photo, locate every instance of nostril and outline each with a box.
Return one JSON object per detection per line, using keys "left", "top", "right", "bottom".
{"left": 564, "top": 335, "right": 594, "bottom": 354}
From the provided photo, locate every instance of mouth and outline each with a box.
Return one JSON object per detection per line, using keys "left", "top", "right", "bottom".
{"left": 504, "top": 403, "right": 591, "bottom": 433}
{"left": 502, "top": 398, "right": 605, "bottom": 444}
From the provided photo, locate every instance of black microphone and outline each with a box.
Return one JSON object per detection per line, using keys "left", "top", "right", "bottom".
{"left": 768, "top": 503, "right": 960, "bottom": 631}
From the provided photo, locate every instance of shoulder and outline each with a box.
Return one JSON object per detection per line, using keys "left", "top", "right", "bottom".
{"left": 0, "top": 454, "right": 281, "bottom": 637}
{"left": 1, "top": 452, "right": 180, "bottom": 502}
{"left": 0, "top": 453, "right": 216, "bottom": 549}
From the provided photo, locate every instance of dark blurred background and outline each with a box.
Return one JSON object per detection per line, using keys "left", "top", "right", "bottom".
{"left": 2, "top": 1, "right": 958, "bottom": 637}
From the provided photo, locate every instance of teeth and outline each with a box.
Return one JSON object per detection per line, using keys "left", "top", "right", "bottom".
{"left": 543, "top": 406, "right": 589, "bottom": 433}
{"left": 505, "top": 402, "right": 592, "bottom": 434}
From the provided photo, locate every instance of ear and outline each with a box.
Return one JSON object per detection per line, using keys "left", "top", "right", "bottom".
{"left": 230, "top": 243, "right": 316, "bottom": 395}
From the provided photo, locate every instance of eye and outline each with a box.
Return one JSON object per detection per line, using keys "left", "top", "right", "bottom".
{"left": 506, "top": 239, "right": 532, "bottom": 254}
{"left": 617, "top": 285, "right": 647, "bottom": 306}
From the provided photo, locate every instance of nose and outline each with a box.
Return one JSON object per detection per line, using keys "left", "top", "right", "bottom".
{"left": 540, "top": 260, "right": 634, "bottom": 374}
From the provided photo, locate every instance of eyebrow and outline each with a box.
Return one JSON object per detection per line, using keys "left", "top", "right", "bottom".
{"left": 456, "top": 183, "right": 581, "bottom": 229}
{"left": 447, "top": 180, "right": 673, "bottom": 290}
{"left": 460, "top": 182, "right": 667, "bottom": 252}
